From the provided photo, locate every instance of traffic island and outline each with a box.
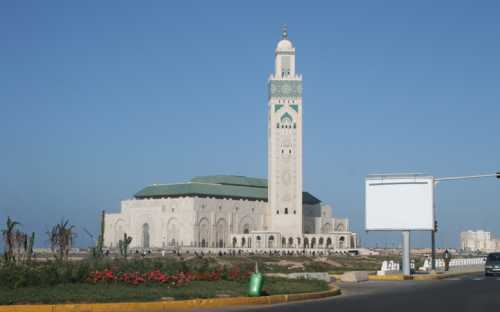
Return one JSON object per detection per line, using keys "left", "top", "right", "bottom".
{"left": 0, "top": 286, "right": 341, "bottom": 312}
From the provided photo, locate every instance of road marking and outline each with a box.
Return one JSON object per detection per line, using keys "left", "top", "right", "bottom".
{"left": 472, "top": 277, "right": 483, "bottom": 281}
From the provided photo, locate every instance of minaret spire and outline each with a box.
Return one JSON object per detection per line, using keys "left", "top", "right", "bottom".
{"left": 282, "top": 24, "right": 288, "bottom": 39}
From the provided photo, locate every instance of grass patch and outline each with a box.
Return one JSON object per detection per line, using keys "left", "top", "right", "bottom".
{"left": 0, "top": 278, "right": 329, "bottom": 305}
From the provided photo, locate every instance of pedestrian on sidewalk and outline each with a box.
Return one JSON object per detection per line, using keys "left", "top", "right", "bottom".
{"left": 443, "top": 249, "right": 452, "bottom": 272}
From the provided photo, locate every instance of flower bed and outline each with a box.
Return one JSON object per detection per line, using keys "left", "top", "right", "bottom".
{"left": 87, "top": 266, "right": 252, "bottom": 287}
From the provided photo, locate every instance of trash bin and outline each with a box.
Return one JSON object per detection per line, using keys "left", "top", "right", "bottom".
{"left": 248, "top": 263, "right": 264, "bottom": 297}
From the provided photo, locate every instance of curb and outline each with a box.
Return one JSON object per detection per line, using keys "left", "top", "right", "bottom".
{"left": 368, "top": 275, "right": 413, "bottom": 281}
{"left": 369, "top": 270, "right": 483, "bottom": 281}
{"left": 0, "top": 287, "right": 341, "bottom": 312}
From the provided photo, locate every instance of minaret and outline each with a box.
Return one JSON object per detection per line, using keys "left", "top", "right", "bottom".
{"left": 268, "top": 26, "right": 303, "bottom": 240}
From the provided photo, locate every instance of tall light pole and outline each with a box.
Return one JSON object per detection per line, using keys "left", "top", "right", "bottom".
{"left": 431, "top": 172, "right": 499, "bottom": 270}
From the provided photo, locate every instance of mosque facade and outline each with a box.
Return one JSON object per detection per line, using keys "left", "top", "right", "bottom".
{"left": 104, "top": 28, "right": 358, "bottom": 252}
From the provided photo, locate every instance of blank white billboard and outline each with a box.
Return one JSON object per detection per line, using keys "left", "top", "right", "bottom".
{"left": 365, "top": 175, "right": 434, "bottom": 231}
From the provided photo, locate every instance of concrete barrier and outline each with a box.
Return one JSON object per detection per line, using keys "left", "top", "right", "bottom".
{"left": 340, "top": 271, "right": 369, "bottom": 283}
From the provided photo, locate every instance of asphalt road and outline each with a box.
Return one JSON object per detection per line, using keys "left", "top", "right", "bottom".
{"left": 210, "top": 273, "right": 500, "bottom": 312}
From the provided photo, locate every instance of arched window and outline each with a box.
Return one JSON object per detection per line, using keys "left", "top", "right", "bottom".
{"left": 241, "top": 237, "right": 246, "bottom": 247}
{"left": 284, "top": 208, "right": 288, "bottom": 214}
{"left": 282, "top": 237, "right": 286, "bottom": 247}
{"left": 326, "top": 237, "right": 332, "bottom": 248}
{"left": 142, "top": 223, "right": 150, "bottom": 249}
{"left": 288, "top": 237, "right": 293, "bottom": 248}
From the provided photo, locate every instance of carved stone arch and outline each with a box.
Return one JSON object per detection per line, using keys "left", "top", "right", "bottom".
{"left": 238, "top": 215, "right": 255, "bottom": 234}
{"left": 215, "top": 218, "right": 228, "bottom": 248}
{"left": 198, "top": 217, "right": 210, "bottom": 248}
{"left": 166, "top": 217, "right": 180, "bottom": 247}
{"left": 136, "top": 214, "right": 155, "bottom": 249}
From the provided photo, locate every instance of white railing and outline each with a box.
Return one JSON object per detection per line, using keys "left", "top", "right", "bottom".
{"left": 419, "top": 257, "right": 486, "bottom": 272}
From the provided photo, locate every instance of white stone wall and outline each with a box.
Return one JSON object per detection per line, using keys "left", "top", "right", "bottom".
{"left": 192, "top": 197, "right": 267, "bottom": 248}
{"left": 104, "top": 197, "right": 195, "bottom": 249}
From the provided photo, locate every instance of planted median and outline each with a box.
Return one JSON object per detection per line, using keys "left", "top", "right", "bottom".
{"left": 0, "top": 258, "right": 329, "bottom": 305}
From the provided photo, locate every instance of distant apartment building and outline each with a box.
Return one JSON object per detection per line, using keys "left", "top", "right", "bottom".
{"left": 460, "top": 230, "right": 500, "bottom": 253}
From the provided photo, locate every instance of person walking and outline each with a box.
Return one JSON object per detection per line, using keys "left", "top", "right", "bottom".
{"left": 443, "top": 249, "right": 452, "bottom": 272}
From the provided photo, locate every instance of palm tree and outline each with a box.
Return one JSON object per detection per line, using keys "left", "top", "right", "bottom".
{"left": 47, "top": 219, "right": 75, "bottom": 261}
{"left": 1, "top": 217, "right": 20, "bottom": 263}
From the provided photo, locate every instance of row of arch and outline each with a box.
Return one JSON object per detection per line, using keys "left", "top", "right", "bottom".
{"left": 231, "top": 235, "right": 347, "bottom": 249}
{"left": 196, "top": 216, "right": 256, "bottom": 248}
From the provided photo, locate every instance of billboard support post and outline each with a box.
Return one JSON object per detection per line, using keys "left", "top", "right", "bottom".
{"left": 402, "top": 231, "right": 411, "bottom": 275}
{"left": 431, "top": 228, "right": 436, "bottom": 270}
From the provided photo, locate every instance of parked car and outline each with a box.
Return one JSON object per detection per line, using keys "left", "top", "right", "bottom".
{"left": 485, "top": 252, "right": 500, "bottom": 276}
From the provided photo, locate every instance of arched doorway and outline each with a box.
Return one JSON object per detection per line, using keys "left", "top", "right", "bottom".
{"left": 256, "top": 236, "right": 262, "bottom": 248}
{"left": 268, "top": 236, "right": 275, "bottom": 248}
{"left": 339, "top": 236, "right": 345, "bottom": 249}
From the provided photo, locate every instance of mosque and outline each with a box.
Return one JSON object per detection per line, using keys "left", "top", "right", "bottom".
{"left": 103, "top": 28, "right": 358, "bottom": 252}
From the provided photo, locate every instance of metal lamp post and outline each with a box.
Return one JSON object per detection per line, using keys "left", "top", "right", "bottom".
{"left": 431, "top": 172, "right": 499, "bottom": 271}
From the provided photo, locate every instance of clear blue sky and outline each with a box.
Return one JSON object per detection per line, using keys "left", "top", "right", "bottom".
{"left": 1, "top": 1, "right": 499, "bottom": 249}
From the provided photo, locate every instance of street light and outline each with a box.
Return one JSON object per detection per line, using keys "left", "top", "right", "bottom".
{"left": 431, "top": 171, "right": 499, "bottom": 271}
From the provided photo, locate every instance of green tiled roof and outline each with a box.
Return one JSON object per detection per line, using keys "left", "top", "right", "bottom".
{"left": 134, "top": 175, "right": 321, "bottom": 205}
{"left": 190, "top": 175, "right": 267, "bottom": 188}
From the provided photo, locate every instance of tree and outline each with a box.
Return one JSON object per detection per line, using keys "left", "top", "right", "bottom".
{"left": 13, "top": 230, "right": 27, "bottom": 263}
{"left": 26, "top": 232, "right": 35, "bottom": 263}
{"left": 47, "top": 219, "right": 75, "bottom": 261}
{"left": 1, "top": 217, "right": 20, "bottom": 264}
